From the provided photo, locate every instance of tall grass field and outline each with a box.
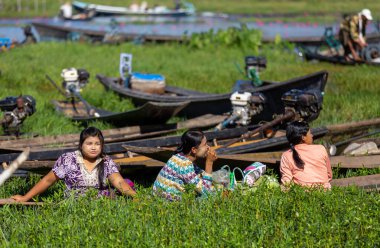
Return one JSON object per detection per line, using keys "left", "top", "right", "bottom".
{"left": 0, "top": 24, "right": 380, "bottom": 246}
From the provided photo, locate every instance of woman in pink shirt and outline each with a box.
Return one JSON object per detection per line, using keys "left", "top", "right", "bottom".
{"left": 280, "top": 121, "right": 332, "bottom": 189}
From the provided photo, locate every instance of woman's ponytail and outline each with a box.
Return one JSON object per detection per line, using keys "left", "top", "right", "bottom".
{"left": 286, "top": 121, "right": 310, "bottom": 169}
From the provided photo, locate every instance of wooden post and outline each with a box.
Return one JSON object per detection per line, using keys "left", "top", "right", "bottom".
{"left": 43, "top": 0, "right": 46, "bottom": 14}
{"left": 34, "top": 0, "right": 38, "bottom": 13}
{"left": 0, "top": 0, "right": 3, "bottom": 11}
{"left": 17, "top": 0, "right": 22, "bottom": 12}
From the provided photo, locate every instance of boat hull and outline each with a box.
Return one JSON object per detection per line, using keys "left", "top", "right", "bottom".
{"left": 97, "top": 71, "right": 328, "bottom": 119}
{"left": 52, "top": 100, "right": 188, "bottom": 126}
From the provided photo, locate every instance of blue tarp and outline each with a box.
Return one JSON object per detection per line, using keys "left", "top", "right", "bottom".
{"left": 0, "top": 37, "right": 12, "bottom": 48}
{"left": 131, "top": 72, "right": 165, "bottom": 81}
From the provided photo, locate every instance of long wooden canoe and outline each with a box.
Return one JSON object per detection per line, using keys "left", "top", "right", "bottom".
{"left": 97, "top": 70, "right": 328, "bottom": 118}
{"left": 52, "top": 100, "right": 188, "bottom": 126}
{"left": 303, "top": 51, "right": 380, "bottom": 66}
{"left": 0, "top": 124, "right": 263, "bottom": 162}
{"left": 123, "top": 139, "right": 380, "bottom": 169}
{"left": 32, "top": 22, "right": 184, "bottom": 43}
{"left": 0, "top": 114, "right": 226, "bottom": 150}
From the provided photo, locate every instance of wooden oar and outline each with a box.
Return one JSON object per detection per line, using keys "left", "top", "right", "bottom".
{"left": 0, "top": 148, "right": 30, "bottom": 186}
{"left": 221, "top": 111, "right": 295, "bottom": 148}
{"left": 326, "top": 117, "right": 380, "bottom": 135}
{"left": 46, "top": 74, "right": 66, "bottom": 97}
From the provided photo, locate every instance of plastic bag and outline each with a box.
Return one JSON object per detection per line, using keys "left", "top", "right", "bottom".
{"left": 212, "top": 165, "right": 230, "bottom": 187}
{"left": 243, "top": 162, "right": 266, "bottom": 187}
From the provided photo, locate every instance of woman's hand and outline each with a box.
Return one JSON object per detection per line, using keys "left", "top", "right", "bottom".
{"left": 204, "top": 148, "right": 217, "bottom": 174}
{"left": 206, "top": 148, "right": 217, "bottom": 162}
{"left": 11, "top": 195, "right": 29, "bottom": 202}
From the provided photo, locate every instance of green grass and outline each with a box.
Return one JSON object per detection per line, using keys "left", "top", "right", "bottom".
{"left": 1, "top": 39, "right": 380, "bottom": 246}
{"left": 1, "top": 41, "right": 380, "bottom": 134}
{"left": 0, "top": 178, "right": 379, "bottom": 246}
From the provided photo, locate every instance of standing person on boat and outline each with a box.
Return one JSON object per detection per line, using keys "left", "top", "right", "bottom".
{"left": 11, "top": 127, "right": 136, "bottom": 202}
{"left": 153, "top": 130, "right": 217, "bottom": 201}
{"left": 280, "top": 121, "right": 332, "bottom": 189}
{"left": 338, "top": 8, "right": 373, "bottom": 61}
{"left": 59, "top": 2, "right": 73, "bottom": 19}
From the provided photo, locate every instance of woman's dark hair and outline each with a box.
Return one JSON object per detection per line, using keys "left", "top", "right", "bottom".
{"left": 286, "top": 121, "right": 310, "bottom": 169}
{"left": 79, "top": 126, "right": 106, "bottom": 189}
{"left": 175, "top": 130, "right": 205, "bottom": 155}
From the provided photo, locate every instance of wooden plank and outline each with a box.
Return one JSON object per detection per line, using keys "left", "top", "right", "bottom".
{"left": 331, "top": 174, "right": 380, "bottom": 191}
{"left": 327, "top": 118, "right": 380, "bottom": 135}
{"left": 0, "top": 198, "right": 43, "bottom": 206}
{"left": 331, "top": 155, "right": 380, "bottom": 169}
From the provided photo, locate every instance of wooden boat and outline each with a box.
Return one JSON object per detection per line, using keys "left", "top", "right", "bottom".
{"left": 0, "top": 114, "right": 225, "bottom": 150}
{"left": 51, "top": 100, "right": 188, "bottom": 127}
{"left": 72, "top": 1, "right": 195, "bottom": 17}
{"left": 0, "top": 95, "right": 36, "bottom": 112}
{"left": 31, "top": 22, "right": 182, "bottom": 43}
{"left": 300, "top": 34, "right": 380, "bottom": 66}
{"left": 123, "top": 144, "right": 380, "bottom": 169}
{"left": 0, "top": 124, "right": 265, "bottom": 162}
{"left": 4, "top": 114, "right": 380, "bottom": 168}
{"left": 121, "top": 146, "right": 380, "bottom": 191}
{"left": 282, "top": 32, "right": 380, "bottom": 47}
{"left": 303, "top": 50, "right": 380, "bottom": 66}
{"left": 2, "top": 126, "right": 326, "bottom": 165}
{"left": 97, "top": 70, "right": 328, "bottom": 118}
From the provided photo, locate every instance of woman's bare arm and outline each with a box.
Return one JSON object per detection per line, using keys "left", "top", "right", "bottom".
{"left": 11, "top": 170, "right": 60, "bottom": 202}
{"left": 108, "top": 173, "right": 137, "bottom": 198}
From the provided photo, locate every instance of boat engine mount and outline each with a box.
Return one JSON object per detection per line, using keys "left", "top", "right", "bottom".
{"left": 61, "top": 68, "right": 90, "bottom": 96}
{"left": 281, "top": 89, "right": 323, "bottom": 122}
{"left": 245, "top": 56, "right": 267, "bottom": 87}
{"left": 215, "top": 91, "right": 266, "bottom": 130}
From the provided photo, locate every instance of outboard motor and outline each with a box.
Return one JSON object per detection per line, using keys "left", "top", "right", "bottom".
{"left": 1, "top": 95, "right": 36, "bottom": 136}
{"left": 281, "top": 89, "right": 323, "bottom": 122}
{"left": 215, "top": 91, "right": 266, "bottom": 130}
{"left": 61, "top": 68, "right": 90, "bottom": 96}
{"left": 219, "top": 89, "right": 324, "bottom": 148}
{"left": 245, "top": 56, "right": 267, "bottom": 87}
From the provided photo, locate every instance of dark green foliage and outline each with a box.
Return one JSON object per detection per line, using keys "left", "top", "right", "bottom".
{"left": 187, "top": 24, "right": 262, "bottom": 54}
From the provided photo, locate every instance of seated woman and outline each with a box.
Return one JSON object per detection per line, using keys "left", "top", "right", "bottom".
{"left": 280, "top": 121, "right": 332, "bottom": 189}
{"left": 153, "top": 130, "right": 217, "bottom": 201}
{"left": 11, "top": 127, "right": 136, "bottom": 202}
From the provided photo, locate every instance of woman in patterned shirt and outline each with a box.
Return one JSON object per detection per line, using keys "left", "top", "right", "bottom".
{"left": 153, "top": 130, "right": 217, "bottom": 201}
{"left": 11, "top": 127, "right": 136, "bottom": 201}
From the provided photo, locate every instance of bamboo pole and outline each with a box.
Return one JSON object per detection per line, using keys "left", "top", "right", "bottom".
{"left": 34, "top": 0, "right": 38, "bottom": 12}
{"left": 0, "top": 148, "right": 30, "bottom": 186}
{"left": 17, "top": 0, "right": 22, "bottom": 12}
{"left": 327, "top": 118, "right": 380, "bottom": 134}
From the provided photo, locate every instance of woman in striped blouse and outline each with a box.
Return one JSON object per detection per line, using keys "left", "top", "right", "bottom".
{"left": 153, "top": 130, "right": 217, "bottom": 201}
